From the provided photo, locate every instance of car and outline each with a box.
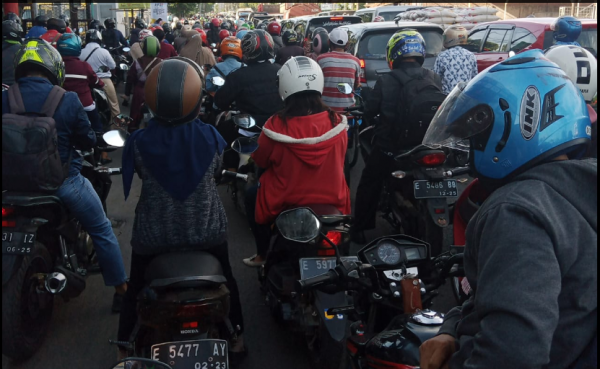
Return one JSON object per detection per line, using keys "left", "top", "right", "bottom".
{"left": 355, "top": 5, "right": 425, "bottom": 23}
{"left": 466, "top": 18, "right": 597, "bottom": 72}
{"left": 292, "top": 15, "right": 363, "bottom": 43}
{"left": 339, "top": 21, "right": 444, "bottom": 100}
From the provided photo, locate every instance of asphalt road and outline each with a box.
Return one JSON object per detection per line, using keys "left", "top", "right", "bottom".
{"left": 2, "top": 95, "right": 460, "bottom": 369}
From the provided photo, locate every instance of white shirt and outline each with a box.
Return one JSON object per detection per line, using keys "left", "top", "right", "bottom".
{"left": 79, "top": 42, "right": 116, "bottom": 79}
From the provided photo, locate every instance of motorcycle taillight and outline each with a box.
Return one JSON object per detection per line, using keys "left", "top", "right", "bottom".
{"left": 318, "top": 231, "right": 343, "bottom": 256}
{"left": 417, "top": 152, "right": 447, "bottom": 167}
{"left": 2, "top": 207, "right": 14, "bottom": 217}
{"left": 2, "top": 207, "right": 16, "bottom": 227}
{"left": 175, "top": 302, "right": 222, "bottom": 319}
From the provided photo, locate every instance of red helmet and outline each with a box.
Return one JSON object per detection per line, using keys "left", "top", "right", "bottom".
{"left": 196, "top": 29, "right": 208, "bottom": 46}
{"left": 149, "top": 25, "right": 163, "bottom": 32}
{"left": 211, "top": 18, "right": 220, "bottom": 27}
{"left": 267, "top": 22, "right": 281, "bottom": 36}
{"left": 219, "top": 29, "right": 230, "bottom": 41}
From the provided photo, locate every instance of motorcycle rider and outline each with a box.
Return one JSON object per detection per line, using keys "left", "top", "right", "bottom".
{"left": 206, "top": 36, "right": 244, "bottom": 93}
{"left": 552, "top": 15, "right": 583, "bottom": 46}
{"left": 40, "top": 18, "right": 66, "bottom": 47}
{"left": 419, "top": 50, "right": 596, "bottom": 369}
{"left": 121, "top": 36, "right": 162, "bottom": 132}
{"left": 317, "top": 28, "right": 361, "bottom": 113}
{"left": 130, "top": 29, "right": 152, "bottom": 61}
{"left": 25, "top": 15, "right": 48, "bottom": 39}
{"left": 2, "top": 20, "right": 23, "bottom": 86}
{"left": 173, "top": 20, "right": 183, "bottom": 39}
{"left": 80, "top": 29, "right": 123, "bottom": 127}
{"left": 352, "top": 30, "right": 442, "bottom": 243}
{"left": 178, "top": 29, "right": 216, "bottom": 81}
{"left": 129, "top": 17, "right": 147, "bottom": 44}
{"left": 242, "top": 56, "right": 351, "bottom": 267}
{"left": 433, "top": 25, "right": 478, "bottom": 94}
{"left": 161, "top": 22, "right": 175, "bottom": 44}
{"left": 118, "top": 57, "right": 246, "bottom": 360}
{"left": 307, "top": 27, "right": 329, "bottom": 61}
{"left": 267, "top": 21, "right": 283, "bottom": 53}
{"left": 102, "top": 18, "right": 128, "bottom": 50}
{"left": 58, "top": 14, "right": 72, "bottom": 33}
{"left": 152, "top": 28, "right": 178, "bottom": 59}
{"left": 88, "top": 18, "right": 105, "bottom": 33}
{"left": 275, "top": 30, "right": 304, "bottom": 66}
{"left": 2, "top": 39, "right": 128, "bottom": 311}
{"left": 215, "top": 29, "right": 283, "bottom": 129}
{"left": 207, "top": 18, "right": 221, "bottom": 47}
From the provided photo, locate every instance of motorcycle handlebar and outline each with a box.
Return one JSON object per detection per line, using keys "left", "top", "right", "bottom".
{"left": 222, "top": 170, "right": 248, "bottom": 182}
{"left": 443, "top": 167, "right": 470, "bottom": 178}
{"left": 108, "top": 168, "right": 122, "bottom": 175}
{"left": 296, "top": 270, "right": 339, "bottom": 292}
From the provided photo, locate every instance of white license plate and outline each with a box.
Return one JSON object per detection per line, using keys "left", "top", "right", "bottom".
{"left": 2, "top": 232, "right": 35, "bottom": 255}
{"left": 300, "top": 257, "right": 359, "bottom": 280}
{"left": 151, "top": 339, "right": 228, "bottom": 369}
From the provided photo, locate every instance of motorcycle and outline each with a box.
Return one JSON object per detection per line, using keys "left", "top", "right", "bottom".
{"left": 337, "top": 83, "right": 365, "bottom": 186}
{"left": 230, "top": 131, "right": 353, "bottom": 369}
{"left": 360, "top": 125, "right": 469, "bottom": 256}
{"left": 296, "top": 213, "right": 464, "bottom": 369}
{"left": 1, "top": 130, "right": 125, "bottom": 360}
{"left": 109, "top": 358, "right": 171, "bottom": 369}
{"left": 107, "top": 45, "right": 132, "bottom": 88}
{"left": 102, "top": 131, "right": 235, "bottom": 368}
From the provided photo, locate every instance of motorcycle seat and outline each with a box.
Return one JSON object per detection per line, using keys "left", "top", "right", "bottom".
{"left": 304, "top": 204, "right": 351, "bottom": 225}
{"left": 2, "top": 192, "right": 64, "bottom": 208}
{"left": 145, "top": 251, "right": 227, "bottom": 290}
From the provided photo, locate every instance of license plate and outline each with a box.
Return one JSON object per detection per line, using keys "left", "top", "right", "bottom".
{"left": 300, "top": 257, "right": 359, "bottom": 280}
{"left": 2, "top": 231, "right": 36, "bottom": 255}
{"left": 151, "top": 339, "right": 229, "bottom": 369}
{"left": 413, "top": 179, "right": 458, "bottom": 199}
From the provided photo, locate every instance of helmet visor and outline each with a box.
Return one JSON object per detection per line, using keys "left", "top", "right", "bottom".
{"left": 423, "top": 82, "right": 495, "bottom": 151}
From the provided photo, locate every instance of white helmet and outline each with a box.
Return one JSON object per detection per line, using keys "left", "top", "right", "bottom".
{"left": 443, "top": 25, "right": 468, "bottom": 49}
{"left": 278, "top": 56, "right": 324, "bottom": 101}
{"left": 545, "top": 45, "right": 597, "bottom": 102}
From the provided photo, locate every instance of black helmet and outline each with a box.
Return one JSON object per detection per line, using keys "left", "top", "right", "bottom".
{"left": 134, "top": 17, "right": 146, "bottom": 29}
{"left": 14, "top": 38, "right": 65, "bottom": 86}
{"left": 241, "top": 29, "right": 275, "bottom": 63}
{"left": 144, "top": 58, "right": 204, "bottom": 125}
{"left": 85, "top": 28, "right": 102, "bottom": 44}
{"left": 192, "top": 21, "right": 202, "bottom": 30}
{"left": 175, "top": 21, "right": 182, "bottom": 30}
{"left": 4, "top": 12, "right": 21, "bottom": 25}
{"left": 221, "top": 21, "right": 230, "bottom": 30}
{"left": 104, "top": 18, "right": 116, "bottom": 29}
{"left": 282, "top": 30, "right": 298, "bottom": 46}
{"left": 89, "top": 19, "right": 103, "bottom": 31}
{"left": 3, "top": 20, "right": 23, "bottom": 42}
{"left": 34, "top": 15, "right": 48, "bottom": 28}
{"left": 183, "top": 20, "right": 189, "bottom": 25}
{"left": 162, "top": 22, "right": 171, "bottom": 33}
{"left": 58, "top": 14, "right": 69, "bottom": 27}
{"left": 47, "top": 18, "right": 67, "bottom": 33}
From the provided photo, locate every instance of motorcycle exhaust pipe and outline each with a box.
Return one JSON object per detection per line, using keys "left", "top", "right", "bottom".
{"left": 44, "top": 266, "right": 86, "bottom": 299}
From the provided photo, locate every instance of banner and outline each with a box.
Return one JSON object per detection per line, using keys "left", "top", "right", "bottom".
{"left": 118, "top": 3, "right": 150, "bottom": 10}
{"left": 320, "top": 3, "right": 334, "bottom": 11}
{"left": 151, "top": 3, "right": 168, "bottom": 21}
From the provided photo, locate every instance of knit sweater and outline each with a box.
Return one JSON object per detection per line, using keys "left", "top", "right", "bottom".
{"left": 130, "top": 143, "right": 228, "bottom": 255}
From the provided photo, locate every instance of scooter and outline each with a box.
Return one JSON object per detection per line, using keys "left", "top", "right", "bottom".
{"left": 2, "top": 130, "right": 125, "bottom": 360}
{"left": 102, "top": 131, "right": 235, "bottom": 368}
{"left": 296, "top": 211, "right": 464, "bottom": 369}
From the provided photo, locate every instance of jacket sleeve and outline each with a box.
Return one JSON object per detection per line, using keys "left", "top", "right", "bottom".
{"left": 457, "top": 203, "right": 562, "bottom": 369}
{"left": 205, "top": 68, "right": 219, "bottom": 92}
{"left": 214, "top": 68, "right": 240, "bottom": 110}
{"left": 470, "top": 54, "right": 478, "bottom": 80}
{"left": 118, "top": 30, "right": 128, "bottom": 46}
{"left": 251, "top": 130, "right": 275, "bottom": 170}
{"left": 86, "top": 63, "right": 104, "bottom": 89}
{"left": 433, "top": 53, "right": 444, "bottom": 78}
{"left": 68, "top": 94, "right": 97, "bottom": 150}
{"left": 170, "top": 45, "right": 178, "bottom": 57}
{"left": 104, "top": 49, "right": 117, "bottom": 70}
{"left": 364, "top": 78, "right": 383, "bottom": 125}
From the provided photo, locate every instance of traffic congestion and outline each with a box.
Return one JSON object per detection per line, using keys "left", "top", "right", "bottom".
{"left": 1, "top": 3, "right": 598, "bottom": 369}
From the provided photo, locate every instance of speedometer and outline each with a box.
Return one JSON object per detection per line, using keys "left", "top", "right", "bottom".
{"left": 377, "top": 243, "right": 402, "bottom": 265}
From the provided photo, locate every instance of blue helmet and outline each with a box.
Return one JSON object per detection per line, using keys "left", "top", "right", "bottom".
{"left": 423, "top": 49, "right": 591, "bottom": 181}
{"left": 552, "top": 16, "right": 582, "bottom": 42}
{"left": 56, "top": 33, "right": 82, "bottom": 57}
{"left": 236, "top": 29, "right": 248, "bottom": 40}
{"left": 386, "top": 29, "right": 426, "bottom": 68}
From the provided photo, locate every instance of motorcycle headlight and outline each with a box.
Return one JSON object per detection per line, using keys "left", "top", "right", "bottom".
{"left": 119, "top": 63, "right": 130, "bottom": 71}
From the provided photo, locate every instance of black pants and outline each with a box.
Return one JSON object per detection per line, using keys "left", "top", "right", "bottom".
{"left": 244, "top": 184, "right": 272, "bottom": 258}
{"left": 353, "top": 149, "right": 395, "bottom": 231}
{"left": 86, "top": 108, "right": 102, "bottom": 133}
{"left": 118, "top": 243, "right": 245, "bottom": 342}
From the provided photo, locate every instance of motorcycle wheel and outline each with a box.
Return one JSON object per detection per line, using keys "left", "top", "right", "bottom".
{"left": 2, "top": 243, "right": 54, "bottom": 360}
{"left": 306, "top": 318, "right": 347, "bottom": 369}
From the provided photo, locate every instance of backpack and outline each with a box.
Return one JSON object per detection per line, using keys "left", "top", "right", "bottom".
{"left": 2, "top": 84, "right": 69, "bottom": 193}
{"left": 389, "top": 68, "right": 446, "bottom": 147}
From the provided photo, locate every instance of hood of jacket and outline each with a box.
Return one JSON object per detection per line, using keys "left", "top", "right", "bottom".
{"left": 263, "top": 112, "right": 348, "bottom": 167}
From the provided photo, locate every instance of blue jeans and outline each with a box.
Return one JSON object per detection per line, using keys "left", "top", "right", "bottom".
{"left": 55, "top": 174, "right": 127, "bottom": 287}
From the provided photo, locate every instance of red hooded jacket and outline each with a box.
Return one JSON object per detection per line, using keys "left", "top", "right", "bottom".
{"left": 40, "top": 30, "right": 62, "bottom": 48}
{"left": 252, "top": 111, "right": 351, "bottom": 225}
{"left": 157, "top": 40, "right": 178, "bottom": 60}
{"left": 62, "top": 56, "right": 104, "bottom": 108}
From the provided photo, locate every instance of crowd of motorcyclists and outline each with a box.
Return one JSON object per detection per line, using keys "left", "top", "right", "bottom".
{"left": 2, "top": 9, "right": 598, "bottom": 369}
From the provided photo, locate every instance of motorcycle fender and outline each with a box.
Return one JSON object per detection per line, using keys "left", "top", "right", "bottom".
{"left": 426, "top": 198, "right": 449, "bottom": 228}
{"left": 314, "top": 290, "right": 349, "bottom": 342}
{"left": 2, "top": 254, "right": 24, "bottom": 286}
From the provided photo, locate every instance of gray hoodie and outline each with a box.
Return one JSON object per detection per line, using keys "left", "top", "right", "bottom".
{"left": 439, "top": 158, "right": 597, "bottom": 369}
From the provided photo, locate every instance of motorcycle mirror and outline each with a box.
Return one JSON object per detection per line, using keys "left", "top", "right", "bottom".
{"left": 123, "top": 47, "right": 131, "bottom": 52}
{"left": 232, "top": 114, "right": 256, "bottom": 129}
{"left": 79, "top": 27, "right": 84, "bottom": 34}
{"left": 211, "top": 76, "right": 225, "bottom": 87}
{"left": 276, "top": 208, "right": 321, "bottom": 243}
{"left": 103, "top": 129, "right": 129, "bottom": 148}
{"left": 232, "top": 137, "right": 259, "bottom": 155}
{"left": 211, "top": 43, "right": 217, "bottom": 48}
{"left": 109, "top": 358, "right": 173, "bottom": 369}
{"left": 337, "top": 83, "right": 353, "bottom": 95}
{"left": 120, "top": 63, "right": 130, "bottom": 71}
{"left": 508, "top": 51, "right": 516, "bottom": 58}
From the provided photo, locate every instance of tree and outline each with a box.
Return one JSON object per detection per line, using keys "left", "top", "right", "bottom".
{"left": 238, "top": 3, "right": 261, "bottom": 11}
{"left": 168, "top": 3, "right": 198, "bottom": 18}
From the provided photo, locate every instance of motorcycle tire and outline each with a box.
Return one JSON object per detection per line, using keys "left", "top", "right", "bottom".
{"left": 2, "top": 242, "right": 54, "bottom": 360}
{"left": 307, "top": 318, "right": 347, "bottom": 369}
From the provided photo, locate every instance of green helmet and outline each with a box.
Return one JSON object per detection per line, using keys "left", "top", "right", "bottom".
{"left": 141, "top": 35, "right": 161, "bottom": 57}
{"left": 14, "top": 38, "right": 65, "bottom": 86}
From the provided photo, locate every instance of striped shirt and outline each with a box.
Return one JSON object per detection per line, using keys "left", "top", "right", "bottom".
{"left": 317, "top": 51, "right": 361, "bottom": 113}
